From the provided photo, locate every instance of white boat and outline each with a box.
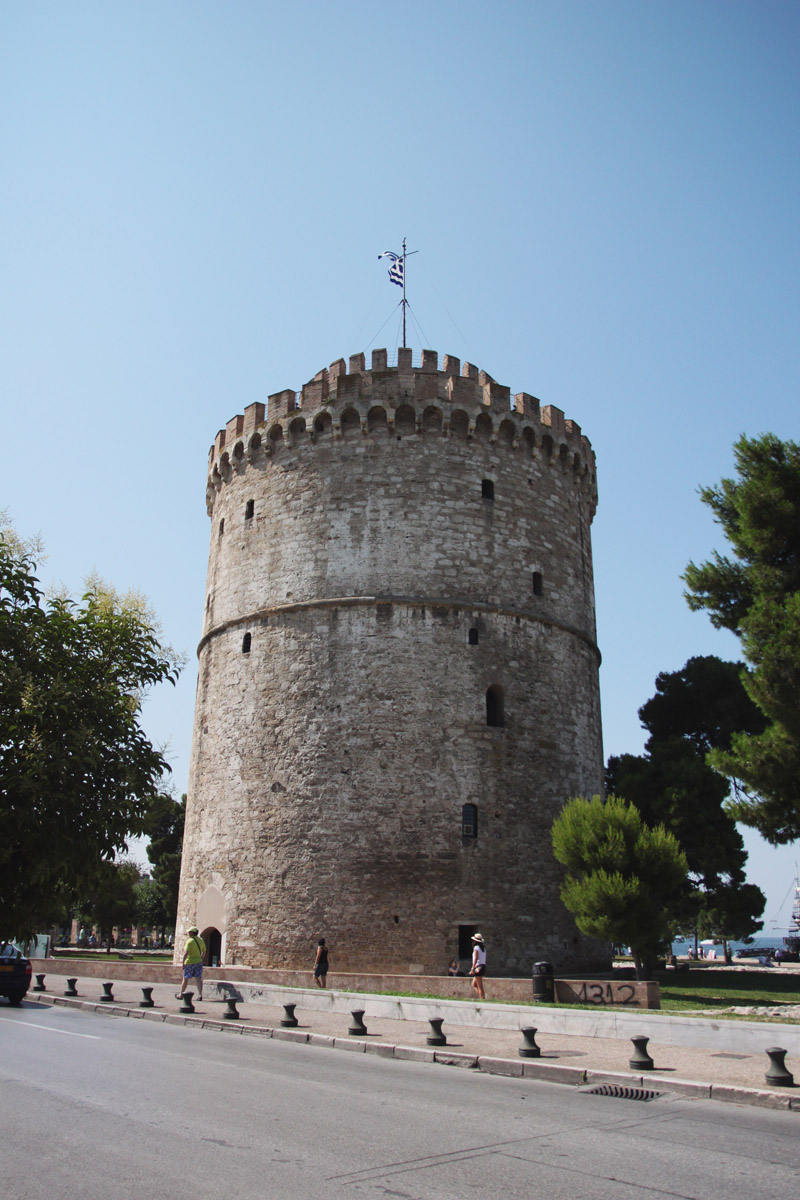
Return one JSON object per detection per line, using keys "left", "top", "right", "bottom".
{"left": 784, "top": 873, "right": 800, "bottom": 959}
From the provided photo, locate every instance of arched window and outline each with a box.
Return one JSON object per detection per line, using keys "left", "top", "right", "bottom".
{"left": 242, "top": 632, "right": 252, "bottom": 654}
{"left": 486, "top": 685, "right": 504, "bottom": 727}
{"left": 462, "top": 804, "right": 478, "bottom": 839}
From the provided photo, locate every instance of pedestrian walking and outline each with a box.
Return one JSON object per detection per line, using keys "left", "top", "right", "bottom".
{"left": 177, "top": 925, "right": 206, "bottom": 1001}
{"left": 312, "top": 938, "right": 329, "bottom": 988}
{"left": 469, "top": 932, "right": 487, "bottom": 1000}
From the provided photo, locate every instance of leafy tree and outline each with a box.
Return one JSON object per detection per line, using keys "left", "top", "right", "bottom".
{"left": 698, "top": 882, "right": 768, "bottom": 963}
{"left": 143, "top": 792, "right": 185, "bottom": 928}
{"left": 81, "top": 860, "right": 142, "bottom": 950}
{"left": 0, "top": 530, "right": 181, "bottom": 939}
{"left": 684, "top": 433, "right": 800, "bottom": 842}
{"left": 636, "top": 655, "right": 767, "bottom": 757}
{"left": 606, "top": 657, "right": 766, "bottom": 943}
{"left": 133, "top": 876, "right": 169, "bottom": 937}
{"left": 551, "top": 795, "right": 689, "bottom": 979}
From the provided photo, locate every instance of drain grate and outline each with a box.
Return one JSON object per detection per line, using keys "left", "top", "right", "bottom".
{"left": 583, "top": 1083, "right": 664, "bottom": 1102}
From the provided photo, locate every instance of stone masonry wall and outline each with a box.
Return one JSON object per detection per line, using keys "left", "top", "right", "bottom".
{"left": 177, "top": 348, "right": 607, "bottom": 976}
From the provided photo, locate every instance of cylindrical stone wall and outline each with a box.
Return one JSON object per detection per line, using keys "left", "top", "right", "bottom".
{"left": 177, "top": 349, "right": 607, "bottom": 975}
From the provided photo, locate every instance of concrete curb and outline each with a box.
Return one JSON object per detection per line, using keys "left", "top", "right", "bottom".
{"left": 25, "top": 992, "right": 800, "bottom": 1113}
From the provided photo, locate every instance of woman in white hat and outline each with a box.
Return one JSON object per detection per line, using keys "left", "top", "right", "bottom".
{"left": 469, "top": 933, "right": 486, "bottom": 1000}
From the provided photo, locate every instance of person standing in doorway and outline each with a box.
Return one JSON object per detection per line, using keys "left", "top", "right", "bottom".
{"left": 177, "top": 925, "right": 206, "bottom": 1001}
{"left": 313, "top": 937, "right": 329, "bottom": 988}
{"left": 469, "top": 932, "right": 487, "bottom": 1000}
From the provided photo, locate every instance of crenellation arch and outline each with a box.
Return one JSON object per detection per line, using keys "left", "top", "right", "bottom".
{"left": 367, "top": 405, "right": 389, "bottom": 436}
{"left": 289, "top": 416, "right": 307, "bottom": 446}
{"left": 474, "top": 412, "right": 493, "bottom": 443}
{"left": 498, "top": 419, "right": 516, "bottom": 447}
{"left": 450, "top": 410, "right": 469, "bottom": 440}
{"left": 340, "top": 406, "right": 361, "bottom": 439}
{"left": 395, "top": 404, "right": 416, "bottom": 436}
{"left": 313, "top": 411, "right": 333, "bottom": 439}
{"left": 422, "top": 405, "right": 443, "bottom": 434}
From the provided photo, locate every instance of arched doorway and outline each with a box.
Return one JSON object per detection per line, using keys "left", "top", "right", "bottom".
{"left": 202, "top": 926, "right": 223, "bottom": 966}
{"left": 197, "top": 885, "right": 227, "bottom": 965}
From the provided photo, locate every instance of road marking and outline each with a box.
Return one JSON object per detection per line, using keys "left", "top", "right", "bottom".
{"left": 0, "top": 1017, "right": 101, "bottom": 1040}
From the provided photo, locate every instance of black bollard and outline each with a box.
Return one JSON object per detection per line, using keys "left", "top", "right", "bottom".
{"left": 426, "top": 1017, "right": 447, "bottom": 1046}
{"left": 629, "top": 1035, "right": 654, "bottom": 1071}
{"left": 65, "top": 978, "right": 78, "bottom": 997}
{"left": 139, "top": 987, "right": 155, "bottom": 1008}
{"left": 179, "top": 991, "right": 195, "bottom": 1014}
{"left": 100, "top": 982, "right": 114, "bottom": 1002}
{"left": 223, "top": 998, "right": 240, "bottom": 1020}
{"left": 765, "top": 1046, "right": 794, "bottom": 1088}
{"left": 33, "top": 974, "right": 46, "bottom": 992}
{"left": 519, "top": 1027, "right": 541, "bottom": 1058}
{"left": 281, "top": 1003, "right": 298, "bottom": 1028}
{"left": 348, "top": 1009, "right": 368, "bottom": 1036}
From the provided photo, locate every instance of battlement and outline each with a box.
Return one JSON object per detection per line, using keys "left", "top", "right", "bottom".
{"left": 207, "top": 349, "right": 597, "bottom": 514}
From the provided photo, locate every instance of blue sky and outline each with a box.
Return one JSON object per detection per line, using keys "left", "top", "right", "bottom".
{"left": 2, "top": 1, "right": 798, "bottom": 934}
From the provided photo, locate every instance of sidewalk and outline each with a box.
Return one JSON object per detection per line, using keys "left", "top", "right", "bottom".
{"left": 24, "top": 972, "right": 800, "bottom": 1113}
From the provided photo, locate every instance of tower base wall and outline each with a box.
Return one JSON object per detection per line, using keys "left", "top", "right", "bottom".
{"left": 180, "top": 600, "right": 607, "bottom": 976}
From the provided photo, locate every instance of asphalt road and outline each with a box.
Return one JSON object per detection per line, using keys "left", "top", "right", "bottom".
{"left": 2, "top": 1000, "right": 798, "bottom": 1200}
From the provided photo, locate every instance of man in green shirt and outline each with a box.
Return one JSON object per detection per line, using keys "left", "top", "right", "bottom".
{"left": 177, "top": 925, "right": 206, "bottom": 1001}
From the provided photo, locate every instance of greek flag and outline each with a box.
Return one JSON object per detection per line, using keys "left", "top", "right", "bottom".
{"left": 378, "top": 250, "right": 404, "bottom": 287}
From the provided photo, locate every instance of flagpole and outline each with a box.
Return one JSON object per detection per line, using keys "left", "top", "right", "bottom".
{"left": 401, "top": 236, "right": 407, "bottom": 348}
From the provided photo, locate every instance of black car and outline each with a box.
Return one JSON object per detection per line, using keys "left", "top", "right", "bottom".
{"left": 0, "top": 942, "right": 32, "bottom": 1005}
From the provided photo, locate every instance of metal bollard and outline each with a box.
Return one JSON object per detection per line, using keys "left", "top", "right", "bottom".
{"left": 65, "top": 978, "right": 78, "bottom": 997}
{"left": 765, "top": 1046, "right": 794, "bottom": 1087}
{"left": 281, "top": 1003, "right": 299, "bottom": 1028}
{"left": 629, "top": 1035, "right": 654, "bottom": 1071}
{"left": 519, "top": 1027, "right": 541, "bottom": 1058}
{"left": 223, "top": 998, "right": 240, "bottom": 1020}
{"left": 179, "top": 991, "right": 195, "bottom": 1014}
{"left": 348, "top": 1009, "right": 368, "bottom": 1036}
{"left": 33, "top": 974, "right": 46, "bottom": 992}
{"left": 100, "top": 982, "right": 114, "bottom": 1002}
{"left": 426, "top": 1017, "right": 447, "bottom": 1046}
{"left": 139, "top": 987, "right": 155, "bottom": 1008}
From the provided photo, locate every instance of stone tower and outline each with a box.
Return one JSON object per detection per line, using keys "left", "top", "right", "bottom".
{"left": 177, "top": 347, "right": 606, "bottom": 975}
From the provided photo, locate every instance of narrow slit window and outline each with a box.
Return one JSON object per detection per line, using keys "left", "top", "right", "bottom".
{"left": 481, "top": 479, "right": 494, "bottom": 501}
{"left": 468, "top": 628, "right": 479, "bottom": 646}
{"left": 462, "top": 803, "right": 478, "bottom": 839}
{"left": 486, "top": 685, "right": 504, "bottom": 727}
{"left": 218, "top": 518, "right": 225, "bottom": 536}
{"left": 532, "top": 571, "right": 543, "bottom": 596}
{"left": 245, "top": 499, "right": 255, "bottom": 520}
{"left": 242, "top": 632, "right": 252, "bottom": 654}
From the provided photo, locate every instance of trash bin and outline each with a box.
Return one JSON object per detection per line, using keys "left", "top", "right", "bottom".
{"left": 532, "top": 961, "right": 554, "bottom": 1002}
